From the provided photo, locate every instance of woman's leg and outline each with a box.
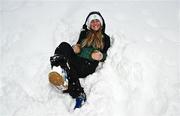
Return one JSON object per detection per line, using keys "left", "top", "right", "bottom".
{"left": 54, "top": 42, "right": 85, "bottom": 98}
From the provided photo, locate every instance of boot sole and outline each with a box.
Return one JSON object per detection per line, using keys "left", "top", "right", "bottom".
{"left": 48, "top": 71, "right": 64, "bottom": 86}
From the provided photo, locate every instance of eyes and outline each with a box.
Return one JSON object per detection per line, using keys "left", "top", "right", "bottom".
{"left": 90, "top": 19, "right": 101, "bottom": 24}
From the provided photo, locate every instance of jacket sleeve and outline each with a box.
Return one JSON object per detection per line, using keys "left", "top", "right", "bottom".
{"left": 77, "top": 29, "right": 87, "bottom": 44}
{"left": 100, "top": 34, "right": 110, "bottom": 62}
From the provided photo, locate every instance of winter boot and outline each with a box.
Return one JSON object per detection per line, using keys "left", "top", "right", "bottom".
{"left": 74, "top": 93, "right": 86, "bottom": 109}
{"left": 50, "top": 54, "right": 67, "bottom": 68}
{"left": 49, "top": 54, "right": 70, "bottom": 90}
{"left": 48, "top": 66, "right": 69, "bottom": 90}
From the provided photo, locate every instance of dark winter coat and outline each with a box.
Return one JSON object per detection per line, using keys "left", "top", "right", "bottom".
{"left": 77, "top": 11, "right": 110, "bottom": 62}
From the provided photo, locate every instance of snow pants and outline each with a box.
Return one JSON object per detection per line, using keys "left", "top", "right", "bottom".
{"left": 54, "top": 42, "right": 98, "bottom": 98}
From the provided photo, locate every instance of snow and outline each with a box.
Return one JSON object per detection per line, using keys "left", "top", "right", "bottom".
{"left": 0, "top": 0, "right": 180, "bottom": 116}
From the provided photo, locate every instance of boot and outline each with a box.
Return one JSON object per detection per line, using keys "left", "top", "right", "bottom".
{"left": 74, "top": 92, "right": 86, "bottom": 109}
{"left": 48, "top": 66, "right": 69, "bottom": 90}
{"left": 50, "top": 54, "right": 67, "bottom": 68}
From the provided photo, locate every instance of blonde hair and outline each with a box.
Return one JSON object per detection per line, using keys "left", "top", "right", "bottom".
{"left": 81, "top": 28, "right": 104, "bottom": 49}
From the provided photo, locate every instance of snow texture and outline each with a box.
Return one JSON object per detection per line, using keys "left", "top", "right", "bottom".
{"left": 0, "top": 0, "right": 180, "bottom": 116}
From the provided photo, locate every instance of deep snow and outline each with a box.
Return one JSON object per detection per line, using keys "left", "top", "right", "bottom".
{"left": 0, "top": 0, "right": 180, "bottom": 116}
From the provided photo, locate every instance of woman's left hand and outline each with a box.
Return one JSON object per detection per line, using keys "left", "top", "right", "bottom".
{"left": 91, "top": 50, "right": 103, "bottom": 61}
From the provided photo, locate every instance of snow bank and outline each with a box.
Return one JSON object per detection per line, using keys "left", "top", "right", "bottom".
{"left": 0, "top": 1, "right": 179, "bottom": 116}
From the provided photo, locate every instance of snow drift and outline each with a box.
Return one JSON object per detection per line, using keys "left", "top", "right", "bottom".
{"left": 0, "top": 1, "right": 179, "bottom": 116}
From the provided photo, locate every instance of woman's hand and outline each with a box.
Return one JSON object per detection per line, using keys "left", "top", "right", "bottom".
{"left": 72, "top": 44, "right": 81, "bottom": 54}
{"left": 91, "top": 50, "right": 103, "bottom": 61}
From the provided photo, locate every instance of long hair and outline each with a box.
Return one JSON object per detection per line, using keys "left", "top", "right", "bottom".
{"left": 81, "top": 28, "right": 104, "bottom": 49}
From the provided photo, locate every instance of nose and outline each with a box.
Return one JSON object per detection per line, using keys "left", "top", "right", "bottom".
{"left": 93, "top": 21, "right": 100, "bottom": 26}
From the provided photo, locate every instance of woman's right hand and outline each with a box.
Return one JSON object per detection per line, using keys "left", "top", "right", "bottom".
{"left": 72, "top": 44, "right": 81, "bottom": 54}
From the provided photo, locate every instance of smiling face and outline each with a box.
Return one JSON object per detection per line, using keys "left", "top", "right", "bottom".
{"left": 90, "top": 19, "right": 101, "bottom": 31}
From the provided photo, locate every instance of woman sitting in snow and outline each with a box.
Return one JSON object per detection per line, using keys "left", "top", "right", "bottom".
{"left": 49, "top": 11, "right": 110, "bottom": 109}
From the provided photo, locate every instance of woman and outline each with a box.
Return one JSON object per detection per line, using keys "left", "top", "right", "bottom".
{"left": 49, "top": 11, "right": 110, "bottom": 109}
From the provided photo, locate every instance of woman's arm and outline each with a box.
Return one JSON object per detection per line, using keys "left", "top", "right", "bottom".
{"left": 77, "top": 29, "right": 87, "bottom": 44}
{"left": 72, "top": 29, "right": 87, "bottom": 54}
{"left": 99, "top": 34, "right": 110, "bottom": 61}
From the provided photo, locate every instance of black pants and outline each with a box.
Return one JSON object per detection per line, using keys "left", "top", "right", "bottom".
{"left": 54, "top": 42, "right": 98, "bottom": 98}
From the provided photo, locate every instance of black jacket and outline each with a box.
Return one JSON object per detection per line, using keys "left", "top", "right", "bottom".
{"left": 77, "top": 11, "right": 110, "bottom": 62}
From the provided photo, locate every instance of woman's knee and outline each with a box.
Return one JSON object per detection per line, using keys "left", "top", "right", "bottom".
{"left": 55, "top": 42, "right": 71, "bottom": 52}
{"left": 59, "top": 42, "right": 71, "bottom": 48}
{"left": 55, "top": 42, "right": 74, "bottom": 57}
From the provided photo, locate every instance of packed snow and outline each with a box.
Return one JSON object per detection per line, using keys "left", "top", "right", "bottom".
{"left": 0, "top": 0, "right": 179, "bottom": 116}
